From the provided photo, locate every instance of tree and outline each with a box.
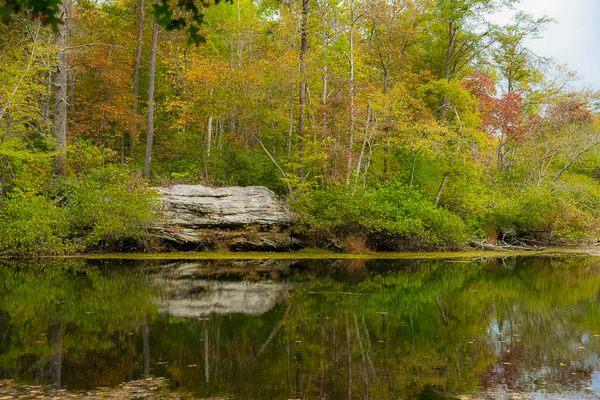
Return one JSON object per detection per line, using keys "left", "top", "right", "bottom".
{"left": 69, "top": 0, "right": 140, "bottom": 159}
{"left": 297, "top": 0, "right": 309, "bottom": 144}
{"left": 53, "top": 0, "right": 70, "bottom": 175}
{"left": 491, "top": 12, "right": 549, "bottom": 94}
{"left": 144, "top": 17, "right": 159, "bottom": 179}
{"left": 131, "top": 0, "right": 146, "bottom": 155}
{"left": 426, "top": 0, "right": 515, "bottom": 80}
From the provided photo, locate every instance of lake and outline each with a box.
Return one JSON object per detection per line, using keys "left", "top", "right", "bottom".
{"left": 0, "top": 255, "right": 598, "bottom": 399}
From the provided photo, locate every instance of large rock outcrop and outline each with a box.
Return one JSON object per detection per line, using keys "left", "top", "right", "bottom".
{"left": 154, "top": 185, "right": 296, "bottom": 250}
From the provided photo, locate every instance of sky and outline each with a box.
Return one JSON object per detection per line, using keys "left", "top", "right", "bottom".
{"left": 489, "top": 0, "right": 600, "bottom": 91}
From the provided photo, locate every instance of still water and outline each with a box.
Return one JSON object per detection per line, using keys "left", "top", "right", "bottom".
{"left": 0, "top": 256, "right": 598, "bottom": 399}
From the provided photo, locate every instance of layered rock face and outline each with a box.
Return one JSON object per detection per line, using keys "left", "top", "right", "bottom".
{"left": 154, "top": 185, "right": 296, "bottom": 250}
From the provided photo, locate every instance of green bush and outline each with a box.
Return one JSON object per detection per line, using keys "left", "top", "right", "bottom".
{"left": 0, "top": 191, "right": 69, "bottom": 256}
{"left": 295, "top": 182, "right": 469, "bottom": 250}
{"left": 490, "top": 186, "right": 596, "bottom": 244}
{"left": 63, "top": 165, "right": 157, "bottom": 249}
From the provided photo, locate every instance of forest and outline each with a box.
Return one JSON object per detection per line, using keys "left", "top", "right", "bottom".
{"left": 0, "top": 0, "right": 598, "bottom": 255}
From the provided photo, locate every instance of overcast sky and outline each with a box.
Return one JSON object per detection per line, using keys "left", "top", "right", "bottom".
{"left": 490, "top": 0, "right": 600, "bottom": 90}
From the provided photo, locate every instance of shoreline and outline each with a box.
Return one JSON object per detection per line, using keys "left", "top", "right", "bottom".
{"left": 8, "top": 246, "right": 597, "bottom": 261}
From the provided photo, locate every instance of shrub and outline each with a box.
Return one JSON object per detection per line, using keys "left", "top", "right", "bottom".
{"left": 63, "top": 165, "right": 157, "bottom": 249}
{"left": 294, "top": 182, "right": 469, "bottom": 250}
{"left": 490, "top": 186, "right": 597, "bottom": 244}
{"left": 0, "top": 191, "right": 69, "bottom": 256}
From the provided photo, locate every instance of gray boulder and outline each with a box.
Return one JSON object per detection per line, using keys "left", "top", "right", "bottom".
{"left": 154, "top": 185, "right": 296, "bottom": 250}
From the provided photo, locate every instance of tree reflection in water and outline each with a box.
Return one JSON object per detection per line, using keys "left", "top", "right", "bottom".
{"left": 0, "top": 256, "right": 598, "bottom": 400}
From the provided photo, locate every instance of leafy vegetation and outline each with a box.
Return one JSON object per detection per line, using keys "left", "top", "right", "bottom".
{"left": 0, "top": 142, "right": 156, "bottom": 256}
{"left": 62, "top": 165, "right": 157, "bottom": 249}
{"left": 0, "top": 191, "right": 68, "bottom": 256}
{"left": 0, "top": 0, "right": 598, "bottom": 255}
{"left": 296, "top": 183, "right": 469, "bottom": 250}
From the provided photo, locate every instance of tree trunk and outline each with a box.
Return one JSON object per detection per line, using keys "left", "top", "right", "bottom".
{"left": 288, "top": 92, "right": 294, "bottom": 157}
{"left": 54, "top": 0, "right": 71, "bottom": 176}
{"left": 434, "top": 173, "right": 448, "bottom": 208}
{"left": 445, "top": 19, "right": 456, "bottom": 80}
{"left": 206, "top": 115, "right": 213, "bottom": 156}
{"left": 497, "top": 133, "right": 506, "bottom": 171}
{"left": 355, "top": 102, "right": 371, "bottom": 180}
{"left": 131, "top": 0, "right": 145, "bottom": 155}
{"left": 346, "top": 1, "right": 356, "bottom": 184}
{"left": 298, "top": 0, "right": 309, "bottom": 145}
{"left": 236, "top": 0, "right": 243, "bottom": 66}
{"left": 144, "top": 20, "right": 159, "bottom": 179}
{"left": 321, "top": 62, "right": 328, "bottom": 140}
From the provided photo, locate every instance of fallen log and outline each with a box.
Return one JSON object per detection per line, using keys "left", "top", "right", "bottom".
{"left": 469, "top": 240, "right": 545, "bottom": 251}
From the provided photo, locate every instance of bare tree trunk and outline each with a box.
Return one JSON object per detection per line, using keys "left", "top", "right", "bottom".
{"left": 288, "top": 92, "right": 294, "bottom": 157}
{"left": 355, "top": 102, "right": 371, "bottom": 180}
{"left": 144, "top": 19, "right": 159, "bottom": 179}
{"left": 445, "top": 19, "right": 457, "bottom": 80}
{"left": 54, "top": 0, "right": 71, "bottom": 176}
{"left": 131, "top": 0, "right": 145, "bottom": 155}
{"left": 321, "top": 62, "right": 328, "bottom": 140}
{"left": 434, "top": 173, "right": 448, "bottom": 208}
{"left": 133, "top": 0, "right": 145, "bottom": 107}
{"left": 217, "top": 119, "right": 223, "bottom": 151}
{"left": 298, "top": 0, "right": 309, "bottom": 147}
{"left": 206, "top": 115, "right": 213, "bottom": 156}
{"left": 236, "top": 0, "right": 243, "bottom": 66}
{"left": 346, "top": 1, "right": 356, "bottom": 184}
{"left": 441, "top": 19, "right": 457, "bottom": 119}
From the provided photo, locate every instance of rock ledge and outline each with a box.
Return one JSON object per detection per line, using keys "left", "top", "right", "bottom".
{"left": 154, "top": 185, "right": 296, "bottom": 250}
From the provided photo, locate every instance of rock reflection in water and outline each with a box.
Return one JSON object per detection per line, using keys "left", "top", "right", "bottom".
{"left": 159, "top": 278, "right": 291, "bottom": 316}
{"left": 157, "top": 261, "right": 293, "bottom": 316}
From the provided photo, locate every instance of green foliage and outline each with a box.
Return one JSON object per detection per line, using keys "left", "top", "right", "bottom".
{"left": 0, "top": 0, "right": 62, "bottom": 27}
{"left": 490, "top": 186, "right": 598, "bottom": 243}
{"left": 420, "top": 78, "right": 481, "bottom": 129}
{"left": 62, "top": 165, "right": 157, "bottom": 248}
{"left": 0, "top": 142, "right": 158, "bottom": 255}
{"left": 295, "top": 182, "right": 469, "bottom": 250}
{"left": 153, "top": 0, "right": 233, "bottom": 44}
{"left": 0, "top": 190, "right": 68, "bottom": 256}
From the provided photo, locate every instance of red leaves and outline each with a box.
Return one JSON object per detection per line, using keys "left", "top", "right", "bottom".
{"left": 493, "top": 92, "right": 524, "bottom": 141}
{"left": 464, "top": 71, "right": 525, "bottom": 141}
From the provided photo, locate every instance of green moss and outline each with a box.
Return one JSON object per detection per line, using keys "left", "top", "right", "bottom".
{"left": 43, "top": 247, "right": 597, "bottom": 261}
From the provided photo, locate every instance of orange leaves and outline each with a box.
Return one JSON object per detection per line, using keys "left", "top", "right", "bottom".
{"left": 186, "top": 56, "right": 228, "bottom": 88}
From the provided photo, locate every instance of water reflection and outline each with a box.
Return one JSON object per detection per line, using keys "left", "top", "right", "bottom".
{"left": 0, "top": 256, "right": 598, "bottom": 399}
